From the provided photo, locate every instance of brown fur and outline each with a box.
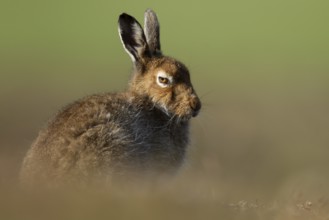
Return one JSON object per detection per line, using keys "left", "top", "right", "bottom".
{"left": 20, "top": 10, "right": 201, "bottom": 187}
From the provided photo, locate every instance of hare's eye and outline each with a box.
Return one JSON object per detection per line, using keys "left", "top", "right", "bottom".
{"left": 156, "top": 71, "right": 173, "bottom": 88}
{"left": 158, "top": 76, "right": 169, "bottom": 84}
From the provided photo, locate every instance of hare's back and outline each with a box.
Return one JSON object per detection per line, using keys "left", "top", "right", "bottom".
{"left": 39, "top": 92, "right": 140, "bottom": 148}
{"left": 21, "top": 93, "right": 136, "bottom": 181}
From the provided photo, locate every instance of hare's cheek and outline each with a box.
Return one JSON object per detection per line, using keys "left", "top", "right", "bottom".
{"left": 158, "top": 88, "right": 173, "bottom": 102}
{"left": 173, "top": 98, "right": 190, "bottom": 115}
{"left": 150, "top": 88, "right": 172, "bottom": 107}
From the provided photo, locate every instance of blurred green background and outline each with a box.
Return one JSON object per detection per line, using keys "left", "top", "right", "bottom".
{"left": 1, "top": 0, "right": 329, "bottom": 218}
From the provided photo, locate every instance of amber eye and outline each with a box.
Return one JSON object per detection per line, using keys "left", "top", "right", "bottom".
{"left": 158, "top": 76, "right": 169, "bottom": 84}
{"left": 156, "top": 71, "right": 173, "bottom": 88}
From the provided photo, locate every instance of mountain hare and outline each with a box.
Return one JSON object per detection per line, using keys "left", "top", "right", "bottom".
{"left": 20, "top": 9, "right": 201, "bottom": 187}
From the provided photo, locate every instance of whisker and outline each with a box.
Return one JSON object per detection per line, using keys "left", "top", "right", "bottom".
{"left": 199, "top": 89, "right": 216, "bottom": 100}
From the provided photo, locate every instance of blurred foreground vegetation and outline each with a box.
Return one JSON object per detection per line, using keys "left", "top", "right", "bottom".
{"left": 1, "top": 0, "right": 329, "bottom": 219}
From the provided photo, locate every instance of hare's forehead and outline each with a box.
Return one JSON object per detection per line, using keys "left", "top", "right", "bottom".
{"left": 153, "top": 66, "right": 189, "bottom": 78}
{"left": 156, "top": 70, "right": 172, "bottom": 78}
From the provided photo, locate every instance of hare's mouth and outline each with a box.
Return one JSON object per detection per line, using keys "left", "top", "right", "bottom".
{"left": 168, "top": 109, "right": 196, "bottom": 122}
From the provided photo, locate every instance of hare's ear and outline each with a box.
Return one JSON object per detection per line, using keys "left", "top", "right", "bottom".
{"left": 118, "top": 13, "right": 150, "bottom": 63}
{"left": 144, "top": 9, "right": 161, "bottom": 55}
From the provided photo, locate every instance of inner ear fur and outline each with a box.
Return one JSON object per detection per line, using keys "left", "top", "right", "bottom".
{"left": 118, "top": 13, "right": 151, "bottom": 63}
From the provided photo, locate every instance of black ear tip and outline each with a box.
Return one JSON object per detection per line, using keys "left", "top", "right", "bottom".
{"left": 118, "top": 13, "right": 136, "bottom": 24}
{"left": 119, "top": 13, "right": 129, "bottom": 19}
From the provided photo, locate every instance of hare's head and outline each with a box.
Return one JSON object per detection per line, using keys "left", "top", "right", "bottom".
{"left": 118, "top": 9, "right": 201, "bottom": 121}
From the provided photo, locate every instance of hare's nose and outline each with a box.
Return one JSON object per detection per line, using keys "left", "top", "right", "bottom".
{"left": 190, "top": 96, "right": 201, "bottom": 117}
